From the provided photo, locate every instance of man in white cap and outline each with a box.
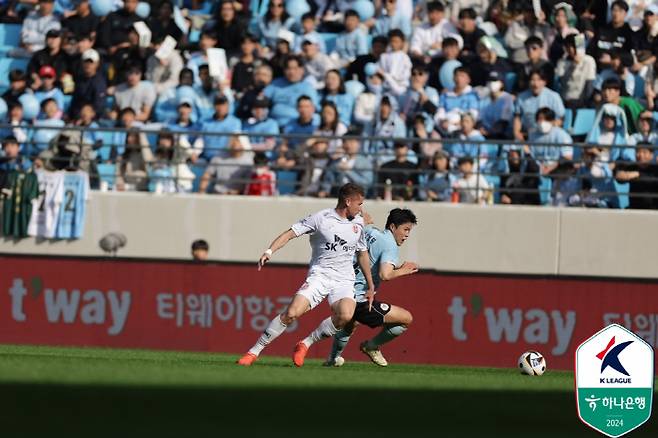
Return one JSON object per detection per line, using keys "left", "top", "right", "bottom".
{"left": 69, "top": 49, "right": 107, "bottom": 120}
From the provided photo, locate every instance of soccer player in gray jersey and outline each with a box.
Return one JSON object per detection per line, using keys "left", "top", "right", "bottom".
{"left": 325, "top": 208, "right": 419, "bottom": 367}
{"left": 237, "top": 183, "right": 375, "bottom": 367}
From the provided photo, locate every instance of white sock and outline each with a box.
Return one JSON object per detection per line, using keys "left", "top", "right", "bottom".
{"left": 302, "top": 317, "right": 339, "bottom": 348}
{"left": 248, "top": 315, "right": 288, "bottom": 356}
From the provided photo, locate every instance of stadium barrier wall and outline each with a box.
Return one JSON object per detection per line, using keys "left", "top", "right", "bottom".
{"left": 1, "top": 255, "right": 656, "bottom": 372}
{"left": 2, "top": 192, "right": 658, "bottom": 278}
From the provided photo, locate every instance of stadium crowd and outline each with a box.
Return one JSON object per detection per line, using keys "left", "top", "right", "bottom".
{"left": 1, "top": 0, "right": 658, "bottom": 208}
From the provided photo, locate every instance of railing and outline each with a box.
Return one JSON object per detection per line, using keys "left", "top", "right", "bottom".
{"left": 1, "top": 123, "right": 656, "bottom": 209}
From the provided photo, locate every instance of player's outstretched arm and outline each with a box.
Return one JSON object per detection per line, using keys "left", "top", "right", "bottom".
{"left": 379, "top": 261, "right": 419, "bottom": 281}
{"left": 357, "top": 250, "right": 376, "bottom": 311}
{"left": 258, "top": 229, "right": 297, "bottom": 271}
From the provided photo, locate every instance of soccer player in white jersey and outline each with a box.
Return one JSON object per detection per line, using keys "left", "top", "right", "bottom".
{"left": 325, "top": 208, "right": 419, "bottom": 367}
{"left": 237, "top": 183, "right": 375, "bottom": 367}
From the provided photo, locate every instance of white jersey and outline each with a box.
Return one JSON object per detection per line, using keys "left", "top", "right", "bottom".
{"left": 28, "top": 170, "right": 65, "bottom": 238}
{"left": 291, "top": 208, "right": 367, "bottom": 283}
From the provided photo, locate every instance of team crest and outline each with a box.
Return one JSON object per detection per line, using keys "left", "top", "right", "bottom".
{"left": 380, "top": 303, "right": 390, "bottom": 311}
{"left": 353, "top": 225, "right": 359, "bottom": 234}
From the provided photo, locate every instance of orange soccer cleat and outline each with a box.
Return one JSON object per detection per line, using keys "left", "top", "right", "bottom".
{"left": 237, "top": 352, "right": 258, "bottom": 366}
{"left": 292, "top": 342, "right": 309, "bottom": 367}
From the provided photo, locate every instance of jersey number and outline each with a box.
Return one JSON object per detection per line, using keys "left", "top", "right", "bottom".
{"left": 64, "top": 190, "right": 75, "bottom": 212}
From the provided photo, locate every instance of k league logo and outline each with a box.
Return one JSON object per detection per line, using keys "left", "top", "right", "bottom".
{"left": 576, "top": 324, "right": 654, "bottom": 437}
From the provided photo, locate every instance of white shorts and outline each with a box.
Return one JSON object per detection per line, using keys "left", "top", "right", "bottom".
{"left": 295, "top": 275, "right": 355, "bottom": 310}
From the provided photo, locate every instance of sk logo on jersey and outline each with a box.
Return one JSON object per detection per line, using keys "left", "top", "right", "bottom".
{"left": 325, "top": 235, "right": 347, "bottom": 251}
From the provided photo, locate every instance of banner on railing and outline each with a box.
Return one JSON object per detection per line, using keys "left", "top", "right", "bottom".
{"left": 1, "top": 256, "right": 657, "bottom": 371}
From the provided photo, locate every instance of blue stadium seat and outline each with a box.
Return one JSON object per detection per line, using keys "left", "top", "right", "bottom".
{"left": 319, "top": 33, "right": 337, "bottom": 54}
{"left": 0, "top": 58, "right": 29, "bottom": 88}
{"left": 539, "top": 176, "right": 552, "bottom": 205}
{"left": 191, "top": 163, "right": 206, "bottom": 193}
{"left": 189, "top": 29, "right": 201, "bottom": 44}
{"left": 614, "top": 180, "right": 629, "bottom": 209}
{"left": 633, "top": 73, "right": 645, "bottom": 100}
{"left": 62, "top": 94, "right": 72, "bottom": 112}
{"left": 276, "top": 170, "right": 298, "bottom": 195}
{"left": 0, "top": 24, "right": 21, "bottom": 53}
{"left": 563, "top": 108, "right": 573, "bottom": 132}
{"left": 570, "top": 108, "right": 596, "bottom": 137}
{"left": 96, "top": 163, "right": 116, "bottom": 189}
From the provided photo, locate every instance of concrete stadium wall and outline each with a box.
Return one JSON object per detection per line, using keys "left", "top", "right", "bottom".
{"left": 1, "top": 192, "right": 658, "bottom": 278}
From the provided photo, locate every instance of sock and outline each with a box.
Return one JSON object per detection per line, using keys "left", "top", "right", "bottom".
{"left": 302, "top": 317, "right": 339, "bottom": 348}
{"left": 248, "top": 315, "right": 288, "bottom": 356}
{"left": 328, "top": 326, "right": 353, "bottom": 361}
{"left": 366, "top": 324, "right": 407, "bottom": 349}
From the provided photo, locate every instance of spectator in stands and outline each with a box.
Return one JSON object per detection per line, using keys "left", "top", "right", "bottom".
{"left": 504, "top": 2, "right": 552, "bottom": 65}
{"left": 242, "top": 96, "right": 279, "bottom": 154}
{"left": 115, "top": 129, "right": 153, "bottom": 192}
{"left": 369, "top": 95, "right": 408, "bottom": 162}
{"left": 32, "top": 98, "right": 65, "bottom": 156}
{"left": 600, "top": 78, "right": 643, "bottom": 135}
{"left": 587, "top": 0, "right": 635, "bottom": 67}
{"left": 244, "top": 151, "right": 276, "bottom": 196}
{"left": 547, "top": 2, "right": 578, "bottom": 65}
{"left": 166, "top": 99, "right": 200, "bottom": 153}
{"left": 33, "top": 65, "right": 64, "bottom": 111}
{"left": 199, "top": 135, "right": 253, "bottom": 194}
{"left": 346, "top": 35, "right": 388, "bottom": 84}
{"left": 236, "top": 63, "right": 273, "bottom": 119}
{"left": 321, "top": 70, "right": 354, "bottom": 127}
{"left": 109, "top": 107, "right": 142, "bottom": 160}
{"left": 398, "top": 63, "right": 439, "bottom": 127}
{"left": 69, "top": 48, "right": 106, "bottom": 120}
{"left": 594, "top": 50, "right": 635, "bottom": 98}
{"left": 615, "top": 142, "right": 658, "bottom": 209}
{"left": 269, "top": 33, "right": 293, "bottom": 79}
{"left": 113, "top": 65, "right": 157, "bottom": 122}
{"left": 372, "top": 0, "right": 412, "bottom": 39}
{"left": 513, "top": 69, "right": 565, "bottom": 141}
{"left": 586, "top": 103, "right": 636, "bottom": 167}
{"left": 293, "top": 13, "right": 326, "bottom": 54}
{"left": 377, "top": 142, "right": 418, "bottom": 200}
{"left": 410, "top": 1, "right": 456, "bottom": 62}
{"left": 555, "top": 33, "right": 596, "bottom": 108}
{"left": 378, "top": 29, "right": 412, "bottom": 96}
{"left": 62, "top": 0, "right": 99, "bottom": 41}
{"left": 231, "top": 34, "right": 259, "bottom": 97}
{"left": 282, "top": 95, "right": 319, "bottom": 150}
{"left": 187, "top": 30, "right": 219, "bottom": 85}
{"left": 500, "top": 147, "right": 541, "bottom": 205}
{"left": 0, "top": 136, "right": 31, "bottom": 171}
{"left": 516, "top": 36, "right": 554, "bottom": 93}
{"left": 195, "top": 94, "right": 242, "bottom": 161}
{"left": 470, "top": 36, "right": 513, "bottom": 88}
{"left": 96, "top": 0, "right": 139, "bottom": 57}
{"left": 632, "top": 111, "right": 658, "bottom": 145}
{"left": 319, "top": 131, "right": 373, "bottom": 197}
{"left": 2, "top": 70, "right": 28, "bottom": 107}
{"left": 27, "top": 29, "right": 68, "bottom": 87}
{"left": 454, "top": 155, "right": 491, "bottom": 204}
{"left": 297, "top": 138, "right": 331, "bottom": 197}
{"left": 528, "top": 107, "right": 573, "bottom": 176}
{"left": 21, "top": 0, "right": 61, "bottom": 54}
{"left": 333, "top": 10, "right": 368, "bottom": 65}
{"left": 480, "top": 71, "right": 514, "bottom": 139}
{"left": 191, "top": 239, "right": 209, "bottom": 261}
{"left": 145, "top": 36, "right": 184, "bottom": 95}
{"left": 1, "top": 103, "right": 29, "bottom": 150}
{"left": 456, "top": 8, "right": 485, "bottom": 63}
{"left": 147, "top": 1, "right": 183, "bottom": 44}
{"left": 111, "top": 24, "right": 150, "bottom": 85}
{"left": 451, "top": 111, "right": 495, "bottom": 173}
{"left": 301, "top": 35, "right": 338, "bottom": 90}
{"left": 633, "top": 6, "right": 658, "bottom": 76}
{"left": 576, "top": 146, "right": 617, "bottom": 208}
{"left": 436, "top": 66, "right": 479, "bottom": 134}
{"left": 64, "top": 32, "right": 93, "bottom": 80}
{"left": 195, "top": 65, "right": 234, "bottom": 122}
{"left": 204, "top": 0, "right": 245, "bottom": 62}
{"left": 410, "top": 113, "right": 442, "bottom": 161}
{"left": 353, "top": 71, "right": 385, "bottom": 129}
{"left": 148, "top": 140, "right": 177, "bottom": 194}
{"left": 251, "top": 0, "right": 295, "bottom": 51}
{"left": 74, "top": 103, "right": 102, "bottom": 152}
{"left": 428, "top": 36, "right": 462, "bottom": 90}
{"left": 264, "top": 55, "right": 319, "bottom": 126}
{"left": 313, "top": 101, "right": 347, "bottom": 157}
{"left": 418, "top": 149, "right": 453, "bottom": 202}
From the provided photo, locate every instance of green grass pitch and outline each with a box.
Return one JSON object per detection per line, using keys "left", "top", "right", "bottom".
{"left": 0, "top": 345, "right": 655, "bottom": 437}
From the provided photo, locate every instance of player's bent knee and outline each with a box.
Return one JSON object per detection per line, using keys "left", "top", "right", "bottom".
{"left": 332, "top": 312, "right": 352, "bottom": 329}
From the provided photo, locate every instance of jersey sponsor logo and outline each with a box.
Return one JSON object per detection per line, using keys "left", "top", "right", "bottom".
{"left": 380, "top": 303, "right": 390, "bottom": 312}
{"left": 325, "top": 234, "right": 349, "bottom": 252}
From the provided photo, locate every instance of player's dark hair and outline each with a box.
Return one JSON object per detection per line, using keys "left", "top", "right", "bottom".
{"left": 385, "top": 208, "right": 417, "bottom": 230}
{"left": 191, "top": 239, "right": 209, "bottom": 251}
{"left": 337, "top": 183, "right": 365, "bottom": 205}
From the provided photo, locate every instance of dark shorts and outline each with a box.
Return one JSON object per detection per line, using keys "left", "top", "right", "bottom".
{"left": 353, "top": 300, "right": 392, "bottom": 328}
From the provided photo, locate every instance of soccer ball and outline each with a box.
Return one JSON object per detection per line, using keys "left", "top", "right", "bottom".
{"left": 518, "top": 351, "right": 547, "bottom": 376}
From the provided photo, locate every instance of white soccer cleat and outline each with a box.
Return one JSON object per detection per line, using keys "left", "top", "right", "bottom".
{"left": 323, "top": 356, "right": 345, "bottom": 367}
{"left": 360, "top": 341, "right": 388, "bottom": 367}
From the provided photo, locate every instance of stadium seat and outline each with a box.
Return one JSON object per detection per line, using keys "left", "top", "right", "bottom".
{"left": 614, "top": 180, "right": 629, "bottom": 209}
{"left": 191, "top": 163, "right": 206, "bottom": 193}
{"left": 633, "top": 74, "right": 645, "bottom": 100}
{"left": 97, "top": 163, "right": 116, "bottom": 189}
{"left": 539, "top": 176, "right": 552, "bottom": 205}
{"left": 63, "top": 94, "right": 72, "bottom": 113}
{"left": 570, "top": 108, "right": 596, "bottom": 137}
{"left": 563, "top": 108, "right": 573, "bottom": 132}
{"left": 0, "top": 24, "right": 21, "bottom": 53}
{"left": 276, "top": 170, "right": 298, "bottom": 195}
{"left": 0, "top": 58, "right": 29, "bottom": 88}
{"left": 319, "top": 33, "right": 337, "bottom": 54}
